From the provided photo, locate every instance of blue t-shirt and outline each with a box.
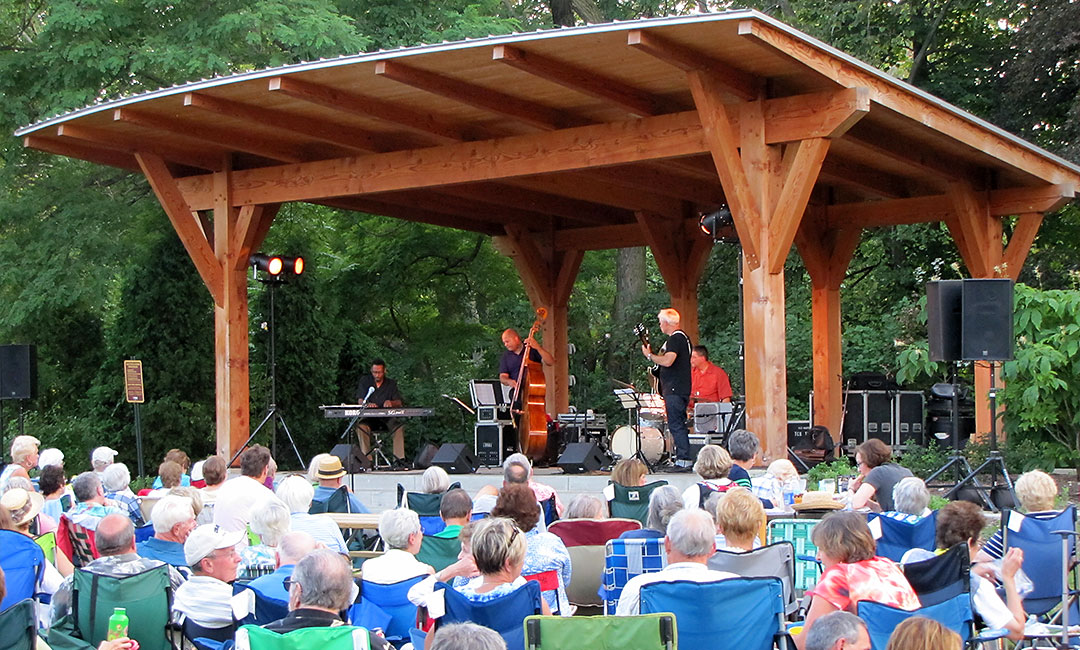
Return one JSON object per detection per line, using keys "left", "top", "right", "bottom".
{"left": 499, "top": 347, "right": 542, "bottom": 383}
{"left": 728, "top": 465, "right": 752, "bottom": 488}
{"left": 137, "top": 536, "right": 188, "bottom": 567}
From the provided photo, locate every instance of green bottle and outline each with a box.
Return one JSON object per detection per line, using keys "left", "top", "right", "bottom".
{"left": 106, "top": 607, "right": 129, "bottom": 641}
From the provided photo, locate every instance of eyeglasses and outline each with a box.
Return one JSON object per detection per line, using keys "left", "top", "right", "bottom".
{"left": 508, "top": 527, "right": 521, "bottom": 545}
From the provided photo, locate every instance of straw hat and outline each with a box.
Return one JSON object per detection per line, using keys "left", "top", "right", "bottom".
{"left": 1, "top": 488, "right": 45, "bottom": 528}
{"left": 792, "top": 491, "right": 844, "bottom": 511}
{"left": 317, "top": 456, "right": 347, "bottom": 480}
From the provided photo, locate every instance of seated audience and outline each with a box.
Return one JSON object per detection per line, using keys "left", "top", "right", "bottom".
{"left": 5, "top": 475, "right": 57, "bottom": 534}
{"left": 682, "top": 445, "right": 735, "bottom": 509}
{"left": 884, "top": 477, "right": 932, "bottom": 522}
{"left": 137, "top": 494, "right": 196, "bottom": 569}
{"left": 886, "top": 617, "right": 960, "bottom": 650}
{"left": 1, "top": 435, "right": 39, "bottom": 489}
{"left": 240, "top": 496, "right": 292, "bottom": 580}
{"left": 564, "top": 494, "right": 608, "bottom": 520}
{"left": 903, "top": 500, "right": 1027, "bottom": 640}
{"left": 805, "top": 611, "right": 870, "bottom": 650}
{"left": 714, "top": 486, "right": 764, "bottom": 552}
{"left": 68, "top": 471, "right": 127, "bottom": 531}
{"left": 435, "top": 488, "right": 472, "bottom": 539}
{"left": 611, "top": 457, "right": 648, "bottom": 488}
{"left": 619, "top": 485, "right": 682, "bottom": 540}
{"left": 616, "top": 508, "right": 736, "bottom": 615}
{"left": 491, "top": 483, "right": 572, "bottom": 615}
{"left": 422, "top": 465, "right": 452, "bottom": 494}
{"left": 726, "top": 430, "right": 761, "bottom": 488}
{"left": 50, "top": 514, "right": 185, "bottom": 636}
{"left": 474, "top": 454, "right": 562, "bottom": 519}
{"left": 247, "top": 531, "right": 318, "bottom": 606}
{"left": 798, "top": 511, "right": 920, "bottom": 649}
{"left": 276, "top": 475, "right": 348, "bottom": 554}
{"left": 312, "top": 455, "right": 370, "bottom": 513}
{"left": 199, "top": 455, "right": 228, "bottom": 504}
{"left": 262, "top": 548, "right": 389, "bottom": 648}
{"left": 430, "top": 622, "right": 508, "bottom": 650}
{"left": 361, "top": 508, "right": 434, "bottom": 584}
{"left": 148, "top": 460, "right": 183, "bottom": 497}
{"left": 306, "top": 453, "right": 333, "bottom": 483}
{"left": 40, "top": 463, "right": 71, "bottom": 522}
{"left": 38, "top": 447, "right": 65, "bottom": 470}
{"left": 169, "top": 486, "right": 206, "bottom": 524}
{"left": 153, "top": 449, "right": 192, "bottom": 488}
{"left": 214, "top": 445, "right": 273, "bottom": 533}
{"left": 1, "top": 487, "right": 69, "bottom": 623}
{"left": 103, "top": 463, "right": 145, "bottom": 527}
{"left": 850, "top": 439, "right": 913, "bottom": 512}
{"left": 189, "top": 459, "right": 206, "bottom": 489}
{"left": 409, "top": 522, "right": 483, "bottom": 605}
{"left": 981, "top": 469, "right": 1061, "bottom": 560}
{"left": 752, "top": 459, "right": 798, "bottom": 510}
{"left": 173, "top": 523, "right": 244, "bottom": 631}
{"left": 91, "top": 446, "right": 118, "bottom": 481}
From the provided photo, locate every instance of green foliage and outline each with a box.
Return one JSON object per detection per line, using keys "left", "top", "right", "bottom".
{"left": 896, "top": 441, "right": 952, "bottom": 479}
{"left": 806, "top": 457, "right": 856, "bottom": 489}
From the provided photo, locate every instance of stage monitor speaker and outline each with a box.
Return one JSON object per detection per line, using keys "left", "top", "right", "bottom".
{"left": 330, "top": 443, "right": 368, "bottom": 473}
{"left": 556, "top": 442, "right": 605, "bottom": 474}
{"left": 961, "top": 279, "right": 1014, "bottom": 361}
{"left": 0, "top": 344, "right": 37, "bottom": 400}
{"left": 432, "top": 443, "right": 479, "bottom": 474}
{"left": 926, "top": 281, "right": 963, "bottom": 362}
{"left": 412, "top": 443, "right": 439, "bottom": 470}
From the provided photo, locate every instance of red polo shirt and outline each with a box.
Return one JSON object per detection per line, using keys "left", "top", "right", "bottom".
{"left": 691, "top": 362, "right": 732, "bottom": 402}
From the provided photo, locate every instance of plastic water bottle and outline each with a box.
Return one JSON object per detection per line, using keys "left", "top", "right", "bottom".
{"left": 106, "top": 607, "right": 129, "bottom": 641}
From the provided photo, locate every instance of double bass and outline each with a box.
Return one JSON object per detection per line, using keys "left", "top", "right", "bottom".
{"left": 511, "top": 308, "right": 548, "bottom": 461}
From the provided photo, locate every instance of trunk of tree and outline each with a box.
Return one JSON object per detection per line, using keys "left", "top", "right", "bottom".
{"left": 549, "top": 0, "right": 574, "bottom": 26}
{"left": 614, "top": 247, "right": 647, "bottom": 326}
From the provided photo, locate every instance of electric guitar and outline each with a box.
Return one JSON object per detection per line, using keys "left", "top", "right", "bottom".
{"left": 633, "top": 322, "right": 661, "bottom": 392}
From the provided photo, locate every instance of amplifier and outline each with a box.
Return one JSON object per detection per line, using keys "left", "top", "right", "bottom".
{"left": 475, "top": 423, "right": 513, "bottom": 467}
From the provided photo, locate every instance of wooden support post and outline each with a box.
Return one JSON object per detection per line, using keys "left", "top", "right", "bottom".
{"left": 136, "top": 152, "right": 278, "bottom": 462}
{"left": 635, "top": 212, "right": 713, "bottom": 342}
{"left": 796, "top": 213, "right": 862, "bottom": 442}
{"left": 494, "top": 227, "right": 583, "bottom": 415}
{"left": 688, "top": 72, "right": 861, "bottom": 460}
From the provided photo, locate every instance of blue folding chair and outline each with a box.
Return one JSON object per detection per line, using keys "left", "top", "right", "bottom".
{"left": 350, "top": 576, "right": 425, "bottom": 647}
{"left": 240, "top": 577, "right": 290, "bottom": 626}
{"left": 1002, "top": 505, "right": 1079, "bottom": 619}
{"left": 433, "top": 580, "right": 542, "bottom": 650}
{"left": 539, "top": 495, "right": 559, "bottom": 528}
{"left": 858, "top": 592, "right": 1007, "bottom": 650}
{"left": 600, "top": 538, "right": 667, "bottom": 615}
{"left": 640, "top": 576, "right": 787, "bottom": 650}
{"left": 0, "top": 530, "right": 45, "bottom": 611}
{"left": 397, "top": 484, "right": 461, "bottom": 536}
{"left": 868, "top": 511, "right": 937, "bottom": 562}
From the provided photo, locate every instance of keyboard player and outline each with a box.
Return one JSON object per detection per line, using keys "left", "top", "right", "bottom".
{"left": 355, "top": 358, "right": 407, "bottom": 464}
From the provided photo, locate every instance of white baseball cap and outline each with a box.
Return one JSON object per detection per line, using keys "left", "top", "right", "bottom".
{"left": 38, "top": 448, "right": 65, "bottom": 470}
{"left": 91, "top": 447, "right": 118, "bottom": 465}
{"left": 184, "top": 524, "right": 245, "bottom": 567}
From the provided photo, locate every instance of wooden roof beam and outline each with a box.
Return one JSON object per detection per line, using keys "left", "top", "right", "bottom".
{"left": 825, "top": 183, "right": 1075, "bottom": 228}
{"left": 627, "top": 29, "right": 763, "bottom": 102}
{"left": 114, "top": 108, "right": 304, "bottom": 163}
{"left": 493, "top": 44, "right": 678, "bottom": 117}
{"left": 583, "top": 165, "right": 727, "bottom": 206}
{"left": 818, "top": 158, "right": 908, "bottom": 199}
{"left": 56, "top": 124, "right": 224, "bottom": 172}
{"left": 183, "top": 92, "right": 386, "bottom": 154}
{"left": 437, "top": 183, "right": 630, "bottom": 225}
{"left": 23, "top": 135, "right": 139, "bottom": 172}
{"left": 842, "top": 126, "right": 976, "bottom": 186}
{"left": 552, "top": 223, "right": 645, "bottom": 251}
{"left": 375, "top": 190, "right": 555, "bottom": 230}
{"left": 267, "top": 76, "right": 469, "bottom": 144}
{"left": 505, "top": 173, "right": 685, "bottom": 219}
{"left": 319, "top": 196, "right": 503, "bottom": 235}
{"left": 374, "top": 60, "right": 584, "bottom": 131}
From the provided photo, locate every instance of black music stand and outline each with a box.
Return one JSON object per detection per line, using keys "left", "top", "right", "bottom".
{"left": 613, "top": 388, "right": 662, "bottom": 472}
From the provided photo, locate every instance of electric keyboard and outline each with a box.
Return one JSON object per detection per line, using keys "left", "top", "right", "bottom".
{"left": 320, "top": 405, "right": 434, "bottom": 418}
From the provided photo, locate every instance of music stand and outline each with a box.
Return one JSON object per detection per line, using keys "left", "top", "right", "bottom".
{"left": 613, "top": 388, "right": 661, "bottom": 471}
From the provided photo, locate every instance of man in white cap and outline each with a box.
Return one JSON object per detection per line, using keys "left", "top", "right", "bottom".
{"left": 92, "top": 446, "right": 118, "bottom": 480}
{"left": 172, "top": 523, "right": 245, "bottom": 630}
{"left": 312, "top": 455, "right": 369, "bottom": 513}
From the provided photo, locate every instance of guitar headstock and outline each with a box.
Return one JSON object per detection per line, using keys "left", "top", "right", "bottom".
{"left": 633, "top": 322, "right": 649, "bottom": 343}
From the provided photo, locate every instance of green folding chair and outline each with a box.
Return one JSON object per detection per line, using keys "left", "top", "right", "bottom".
{"left": 416, "top": 534, "right": 461, "bottom": 572}
{"left": 524, "top": 613, "right": 677, "bottom": 650}
{"left": 235, "top": 623, "right": 374, "bottom": 649}
{"left": 608, "top": 481, "right": 669, "bottom": 527}
{"left": 0, "top": 598, "right": 37, "bottom": 650}
{"left": 767, "top": 518, "right": 820, "bottom": 595}
{"left": 35, "top": 530, "right": 57, "bottom": 565}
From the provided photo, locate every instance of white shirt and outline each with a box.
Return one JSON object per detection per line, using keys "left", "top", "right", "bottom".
{"left": 360, "top": 548, "right": 434, "bottom": 585}
{"left": 681, "top": 478, "right": 734, "bottom": 510}
{"left": 615, "top": 561, "right": 737, "bottom": 616}
{"left": 173, "top": 575, "right": 236, "bottom": 629}
{"left": 901, "top": 548, "right": 1015, "bottom": 630}
{"left": 289, "top": 512, "right": 349, "bottom": 555}
{"left": 213, "top": 476, "right": 270, "bottom": 533}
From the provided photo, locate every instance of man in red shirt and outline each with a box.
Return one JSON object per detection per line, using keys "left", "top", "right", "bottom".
{"left": 690, "top": 345, "right": 732, "bottom": 406}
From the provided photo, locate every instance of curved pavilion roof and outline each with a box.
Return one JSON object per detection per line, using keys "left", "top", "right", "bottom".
{"left": 17, "top": 9, "right": 1079, "bottom": 241}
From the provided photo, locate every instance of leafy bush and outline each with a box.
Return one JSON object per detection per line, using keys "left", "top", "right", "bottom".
{"left": 896, "top": 441, "right": 953, "bottom": 478}
{"left": 806, "top": 457, "right": 856, "bottom": 490}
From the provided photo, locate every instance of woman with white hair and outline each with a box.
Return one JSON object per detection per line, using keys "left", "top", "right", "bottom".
{"left": 620, "top": 485, "right": 683, "bottom": 540}
{"left": 1, "top": 435, "right": 40, "bottom": 489}
{"left": 240, "top": 496, "right": 291, "bottom": 579}
{"left": 361, "top": 508, "right": 435, "bottom": 585}
{"left": 103, "top": 463, "right": 146, "bottom": 527}
{"left": 275, "top": 475, "right": 348, "bottom": 554}
{"left": 421, "top": 465, "right": 451, "bottom": 494}
{"left": 682, "top": 445, "right": 735, "bottom": 509}
{"left": 884, "top": 477, "right": 932, "bottom": 522}
{"left": 980, "top": 469, "right": 1062, "bottom": 560}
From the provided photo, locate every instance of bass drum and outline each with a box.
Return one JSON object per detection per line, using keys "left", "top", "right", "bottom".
{"left": 610, "top": 425, "right": 670, "bottom": 464}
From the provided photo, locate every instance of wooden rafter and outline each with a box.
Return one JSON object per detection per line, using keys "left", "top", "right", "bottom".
{"left": 626, "top": 29, "right": 762, "bottom": 101}
{"left": 183, "top": 92, "right": 385, "bottom": 154}
{"left": 437, "top": 183, "right": 629, "bottom": 225}
{"left": 24, "top": 135, "right": 139, "bottom": 171}
{"left": 493, "top": 44, "right": 677, "bottom": 118}
{"left": 505, "top": 174, "right": 685, "bottom": 219}
{"left": 56, "top": 124, "right": 223, "bottom": 171}
{"left": 116, "top": 108, "right": 305, "bottom": 163}
{"left": 320, "top": 196, "right": 502, "bottom": 235}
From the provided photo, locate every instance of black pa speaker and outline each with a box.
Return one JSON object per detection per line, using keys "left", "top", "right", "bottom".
{"left": 431, "top": 443, "right": 478, "bottom": 474}
{"left": 961, "top": 279, "right": 1013, "bottom": 361}
{"left": 926, "top": 281, "right": 963, "bottom": 362}
{"left": 557, "top": 442, "right": 605, "bottom": 474}
{"left": 0, "top": 344, "right": 37, "bottom": 401}
{"left": 330, "top": 443, "right": 368, "bottom": 473}
{"left": 412, "top": 443, "right": 440, "bottom": 470}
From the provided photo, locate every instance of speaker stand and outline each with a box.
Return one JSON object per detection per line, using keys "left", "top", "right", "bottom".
{"left": 925, "top": 364, "right": 993, "bottom": 510}
{"left": 945, "top": 363, "right": 1014, "bottom": 511}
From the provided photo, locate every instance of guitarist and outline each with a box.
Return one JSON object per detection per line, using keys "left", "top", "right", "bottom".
{"left": 641, "top": 308, "right": 694, "bottom": 471}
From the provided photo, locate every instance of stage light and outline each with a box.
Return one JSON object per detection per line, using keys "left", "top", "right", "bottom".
{"left": 280, "top": 256, "right": 305, "bottom": 276}
{"left": 250, "top": 253, "right": 283, "bottom": 275}
{"left": 698, "top": 206, "right": 738, "bottom": 244}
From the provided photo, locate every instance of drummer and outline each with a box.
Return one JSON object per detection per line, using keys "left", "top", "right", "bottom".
{"left": 689, "top": 345, "right": 732, "bottom": 406}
